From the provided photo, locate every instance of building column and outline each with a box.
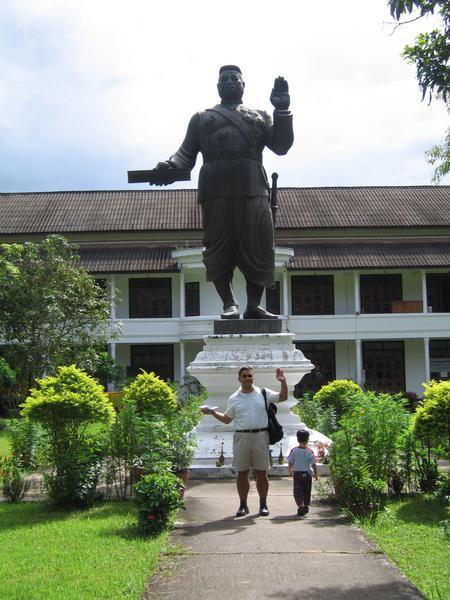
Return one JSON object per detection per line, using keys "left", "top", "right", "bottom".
{"left": 355, "top": 339, "right": 363, "bottom": 386}
{"left": 421, "top": 269, "right": 428, "bottom": 313}
{"left": 179, "top": 269, "right": 185, "bottom": 318}
{"left": 110, "top": 275, "right": 116, "bottom": 320}
{"left": 424, "top": 337, "right": 430, "bottom": 383}
{"left": 107, "top": 342, "right": 117, "bottom": 392}
{"left": 282, "top": 269, "right": 289, "bottom": 316}
{"left": 179, "top": 341, "right": 185, "bottom": 380}
{"left": 353, "top": 270, "right": 360, "bottom": 314}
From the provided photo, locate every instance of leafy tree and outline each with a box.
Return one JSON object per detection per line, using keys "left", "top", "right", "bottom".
{"left": 0, "top": 235, "right": 118, "bottom": 391}
{"left": 388, "top": 1, "right": 450, "bottom": 181}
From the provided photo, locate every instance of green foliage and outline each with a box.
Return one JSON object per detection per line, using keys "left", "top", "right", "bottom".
{"left": 414, "top": 380, "right": 450, "bottom": 452}
{"left": 0, "top": 357, "right": 16, "bottom": 388}
{"left": 123, "top": 370, "right": 177, "bottom": 417}
{"left": 0, "top": 455, "right": 30, "bottom": 502}
{"left": 329, "top": 391, "right": 409, "bottom": 513}
{"left": 388, "top": 1, "right": 449, "bottom": 182}
{"left": 21, "top": 365, "right": 115, "bottom": 427}
{"left": 433, "top": 472, "right": 450, "bottom": 503}
{"left": 165, "top": 398, "right": 202, "bottom": 470}
{"left": 105, "top": 403, "right": 140, "bottom": 500}
{"left": 344, "top": 392, "right": 408, "bottom": 482}
{"left": 94, "top": 351, "right": 127, "bottom": 390}
{"left": 313, "top": 379, "right": 362, "bottom": 418}
{"left": 134, "top": 471, "right": 183, "bottom": 535}
{"left": 0, "top": 235, "right": 118, "bottom": 393}
{"left": 329, "top": 427, "right": 385, "bottom": 514}
{"left": 21, "top": 365, "right": 115, "bottom": 507}
{"left": 295, "top": 392, "right": 337, "bottom": 437}
{"left": 43, "top": 438, "right": 104, "bottom": 508}
{"left": 7, "top": 417, "right": 47, "bottom": 469}
{"left": 426, "top": 127, "right": 450, "bottom": 183}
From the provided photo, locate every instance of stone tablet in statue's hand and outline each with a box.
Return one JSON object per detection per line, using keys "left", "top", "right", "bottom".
{"left": 270, "top": 76, "right": 290, "bottom": 111}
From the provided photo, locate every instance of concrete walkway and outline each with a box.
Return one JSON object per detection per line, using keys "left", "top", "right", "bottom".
{"left": 143, "top": 478, "right": 423, "bottom": 600}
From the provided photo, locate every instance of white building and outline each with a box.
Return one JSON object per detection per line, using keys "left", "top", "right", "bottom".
{"left": 1, "top": 185, "right": 449, "bottom": 396}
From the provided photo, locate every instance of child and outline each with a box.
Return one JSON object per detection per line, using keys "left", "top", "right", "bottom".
{"left": 287, "top": 429, "right": 318, "bottom": 516}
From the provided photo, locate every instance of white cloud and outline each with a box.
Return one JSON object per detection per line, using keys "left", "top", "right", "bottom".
{"left": 0, "top": 0, "right": 448, "bottom": 191}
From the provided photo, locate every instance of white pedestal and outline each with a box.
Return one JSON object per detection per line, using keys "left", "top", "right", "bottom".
{"left": 187, "top": 331, "right": 331, "bottom": 477}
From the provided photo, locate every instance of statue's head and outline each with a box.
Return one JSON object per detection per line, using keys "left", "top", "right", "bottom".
{"left": 217, "top": 65, "right": 245, "bottom": 102}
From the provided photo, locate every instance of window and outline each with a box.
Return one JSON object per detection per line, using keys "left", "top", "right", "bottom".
{"left": 129, "top": 278, "right": 172, "bottom": 318}
{"left": 294, "top": 342, "right": 336, "bottom": 397}
{"left": 363, "top": 341, "right": 405, "bottom": 392}
{"left": 430, "top": 339, "right": 450, "bottom": 381}
{"left": 360, "top": 274, "right": 402, "bottom": 314}
{"left": 292, "top": 276, "right": 334, "bottom": 315}
{"left": 185, "top": 282, "right": 200, "bottom": 316}
{"left": 427, "top": 274, "right": 450, "bottom": 313}
{"left": 266, "top": 281, "right": 281, "bottom": 315}
{"left": 127, "top": 344, "right": 174, "bottom": 381}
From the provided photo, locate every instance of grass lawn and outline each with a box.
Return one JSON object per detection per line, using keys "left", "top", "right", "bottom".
{"left": 359, "top": 496, "right": 449, "bottom": 600}
{"left": 0, "top": 501, "right": 172, "bottom": 599}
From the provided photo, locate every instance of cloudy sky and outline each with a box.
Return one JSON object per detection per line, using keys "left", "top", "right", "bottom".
{"left": 1, "top": 0, "right": 448, "bottom": 193}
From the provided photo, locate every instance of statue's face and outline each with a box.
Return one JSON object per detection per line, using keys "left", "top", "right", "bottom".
{"left": 217, "top": 69, "right": 245, "bottom": 102}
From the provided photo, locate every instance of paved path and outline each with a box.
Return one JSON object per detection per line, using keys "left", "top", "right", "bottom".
{"left": 143, "top": 478, "right": 423, "bottom": 600}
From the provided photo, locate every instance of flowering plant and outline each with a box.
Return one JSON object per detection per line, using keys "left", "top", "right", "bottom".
{"left": 134, "top": 471, "right": 183, "bottom": 535}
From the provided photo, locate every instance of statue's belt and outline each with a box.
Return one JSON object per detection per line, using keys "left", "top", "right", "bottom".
{"left": 203, "top": 153, "right": 262, "bottom": 163}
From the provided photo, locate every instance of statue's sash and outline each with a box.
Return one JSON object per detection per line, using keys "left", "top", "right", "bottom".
{"left": 205, "top": 106, "right": 256, "bottom": 148}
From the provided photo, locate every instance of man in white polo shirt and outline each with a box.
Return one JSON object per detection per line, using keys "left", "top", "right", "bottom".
{"left": 201, "top": 366, "right": 287, "bottom": 517}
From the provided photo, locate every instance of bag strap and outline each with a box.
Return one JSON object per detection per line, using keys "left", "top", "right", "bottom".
{"left": 261, "top": 387, "right": 269, "bottom": 415}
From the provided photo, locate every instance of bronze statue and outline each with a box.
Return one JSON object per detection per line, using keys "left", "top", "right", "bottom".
{"left": 157, "top": 65, "right": 293, "bottom": 319}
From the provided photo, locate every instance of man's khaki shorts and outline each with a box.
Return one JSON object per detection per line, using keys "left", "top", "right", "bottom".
{"left": 233, "top": 430, "right": 270, "bottom": 472}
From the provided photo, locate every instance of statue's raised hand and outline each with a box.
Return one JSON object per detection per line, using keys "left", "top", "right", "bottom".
{"left": 270, "top": 76, "right": 290, "bottom": 111}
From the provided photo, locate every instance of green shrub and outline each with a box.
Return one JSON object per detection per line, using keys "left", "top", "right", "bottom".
{"left": 346, "top": 392, "right": 408, "bottom": 482}
{"left": 0, "top": 358, "right": 16, "bottom": 388}
{"left": 313, "top": 379, "right": 362, "bottom": 418}
{"left": 295, "top": 393, "right": 337, "bottom": 436}
{"left": 7, "top": 418, "right": 47, "bottom": 470}
{"left": 414, "top": 380, "right": 450, "bottom": 454}
{"left": 134, "top": 471, "right": 183, "bottom": 535}
{"left": 165, "top": 398, "right": 202, "bottom": 471}
{"left": 21, "top": 365, "right": 115, "bottom": 507}
{"left": 433, "top": 472, "right": 450, "bottom": 503}
{"left": 123, "top": 371, "right": 177, "bottom": 417}
{"left": 329, "top": 427, "right": 384, "bottom": 514}
{"left": 0, "top": 455, "right": 30, "bottom": 502}
{"left": 328, "top": 391, "right": 408, "bottom": 513}
{"left": 21, "top": 364, "right": 115, "bottom": 426}
{"left": 106, "top": 403, "right": 140, "bottom": 500}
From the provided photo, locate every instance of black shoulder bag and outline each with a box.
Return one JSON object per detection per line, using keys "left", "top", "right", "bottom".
{"left": 262, "top": 388, "right": 284, "bottom": 445}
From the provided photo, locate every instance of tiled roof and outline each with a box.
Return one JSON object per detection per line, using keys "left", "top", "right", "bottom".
{"left": 75, "top": 240, "right": 450, "bottom": 273}
{"left": 0, "top": 186, "right": 448, "bottom": 234}
{"left": 276, "top": 186, "right": 450, "bottom": 229}
{"left": 288, "top": 240, "right": 450, "bottom": 270}
{"left": 78, "top": 246, "right": 178, "bottom": 273}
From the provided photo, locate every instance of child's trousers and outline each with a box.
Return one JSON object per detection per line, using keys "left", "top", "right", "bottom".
{"left": 293, "top": 471, "right": 312, "bottom": 506}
